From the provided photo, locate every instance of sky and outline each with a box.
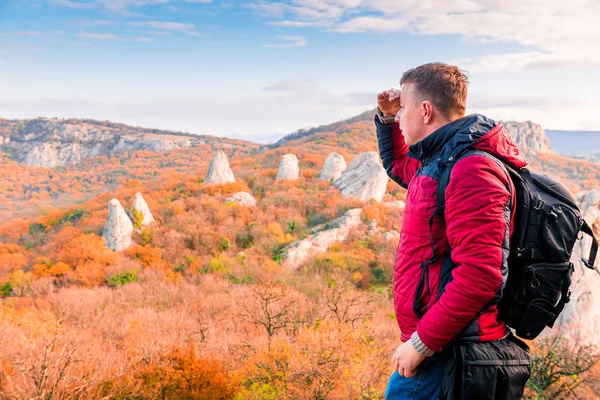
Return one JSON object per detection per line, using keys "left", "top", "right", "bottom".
{"left": 0, "top": 0, "right": 599, "bottom": 143}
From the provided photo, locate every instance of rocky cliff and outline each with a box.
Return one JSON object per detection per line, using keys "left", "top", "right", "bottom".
{"left": 502, "top": 120, "right": 555, "bottom": 154}
{"left": 0, "top": 117, "right": 251, "bottom": 168}
{"left": 333, "top": 152, "right": 388, "bottom": 202}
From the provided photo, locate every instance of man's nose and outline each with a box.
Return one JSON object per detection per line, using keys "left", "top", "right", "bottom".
{"left": 394, "top": 110, "right": 402, "bottom": 124}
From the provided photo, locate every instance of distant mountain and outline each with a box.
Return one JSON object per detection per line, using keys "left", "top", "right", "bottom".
{"left": 271, "top": 109, "right": 556, "bottom": 154}
{"left": 0, "top": 117, "right": 258, "bottom": 168}
{"left": 567, "top": 152, "right": 600, "bottom": 163}
{"left": 546, "top": 130, "right": 600, "bottom": 155}
{"left": 267, "top": 110, "right": 375, "bottom": 149}
{"left": 1, "top": 112, "right": 566, "bottom": 169}
{"left": 229, "top": 132, "right": 283, "bottom": 144}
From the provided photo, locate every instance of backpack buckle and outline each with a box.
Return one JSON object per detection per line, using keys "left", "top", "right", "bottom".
{"left": 583, "top": 257, "right": 599, "bottom": 273}
{"left": 421, "top": 255, "right": 439, "bottom": 267}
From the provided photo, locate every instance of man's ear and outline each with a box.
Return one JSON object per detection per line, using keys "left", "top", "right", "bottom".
{"left": 422, "top": 101, "right": 433, "bottom": 124}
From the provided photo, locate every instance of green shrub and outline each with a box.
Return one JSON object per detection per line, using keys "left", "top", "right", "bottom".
{"left": 201, "top": 255, "right": 233, "bottom": 274}
{"left": 108, "top": 270, "right": 139, "bottom": 288}
{"left": 131, "top": 208, "right": 144, "bottom": 229}
{"left": 61, "top": 208, "right": 86, "bottom": 225}
{"left": 1, "top": 281, "right": 14, "bottom": 297}
{"left": 272, "top": 246, "right": 286, "bottom": 263}
{"left": 140, "top": 228, "right": 155, "bottom": 246}
{"left": 235, "top": 231, "right": 254, "bottom": 249}
{"left": 220, "top": 237, "right": 231, "bottom": 251}
{"left": 286, "top": 221, "right": 298, "bottom": 234}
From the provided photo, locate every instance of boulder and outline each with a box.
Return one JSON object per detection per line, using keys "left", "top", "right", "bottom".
{"left": 333, "top": 152, "right": 388, "bottom": 202}
{"left": 318, "top": 152, "right": 346, "bottom": 181}
{"left": 224, "top": 192, "right": 257, "bottom": 207}
{"left": 128, "top": 192, "right": 155, "bottom": 228}
{"left": 204, "top": 151, "right": 235, "bottom": 185}
{"left": 281, "top": 209, "right": 363, "bottom": 270}
{"left": 276, "top": 154, "right": 300, "bottom": 181}
{"left": 103, "top": 198, "right": 134, "bottom": 251}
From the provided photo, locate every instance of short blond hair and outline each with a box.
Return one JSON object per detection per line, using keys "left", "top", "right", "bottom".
{"left": 401, "top": 63, "right": 469, "bottom": 119}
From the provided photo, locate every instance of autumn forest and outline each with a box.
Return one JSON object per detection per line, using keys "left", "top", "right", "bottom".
{"left": 1, "top": 113, "right": 600, "bottom": 399}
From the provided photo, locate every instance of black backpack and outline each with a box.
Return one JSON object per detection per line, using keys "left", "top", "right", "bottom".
{"left": 436, "top": 149, "right": 599, "bottom": 340}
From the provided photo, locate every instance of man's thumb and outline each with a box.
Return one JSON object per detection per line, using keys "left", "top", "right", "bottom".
{"left": 404, "top": 368, "right": 417, "bottom": 378}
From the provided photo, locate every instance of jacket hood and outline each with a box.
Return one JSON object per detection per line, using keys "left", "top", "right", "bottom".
{"left": 407, "top": 113, "right": 528, "bottom": 169}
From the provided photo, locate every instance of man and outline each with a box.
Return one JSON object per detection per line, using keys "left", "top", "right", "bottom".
{"left": 375, "top": 63, "right": 530, "bottom": 399}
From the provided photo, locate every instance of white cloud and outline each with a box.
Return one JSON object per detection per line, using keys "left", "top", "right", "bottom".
{"left": 250, "top": 0, "right": 600, "bottom": 71}
{"left": 261, "top": 35, "right": 306, "bottom": 48}
{"left": 128, "top": 21, "right": 200, "bottom": 36}
{"left": 332, "top": 16, "right": 407, "bottom": 33}
{"left": 9, "top": 31, "right": 43, "bottom": 37}
{"left": 72, "top": 18, "right": 117, "bottom": 26}
{"left": 468, "top": 93, "right": 584, "bottom": 110}
{"left": 50, "top": 0, "right": 212, "bottom": 12}
{"left": 269, "top": 20, "right": 332, "bottom": 28}
{"left": 134, "top": 36, "right": 155, "bottom": 42}
{"left": 248, "top": 0, "right": 349, "bottom": 22}
{"left": 50, "top": 0, "right": 92, "bottom": 9}
{"left": 455, "top": 51, "right": 600, "bottom": 73}
{"left": 75, "top": 32, "right": 121, "bottom": 40}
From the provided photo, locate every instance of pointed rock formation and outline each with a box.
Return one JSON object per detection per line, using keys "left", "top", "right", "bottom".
{"left": 502, "top": 121, "right": 555, "bottom": 154}
{"left": 276, "top": 153, "right": 300, "bottom": 181}
{"left": 128, "top": 192, "right": 155, "bottom": 228}
{"left": 333, "top": 152, "right": 388, "bottom": 202}
{"left": 318, "top": 152, "right": 347, "bottom": 181}
{"left": 384, "top": 200, "right": 406, "bottom": 210}
{"left": 282, "top": 209, "right": 363, "bottom": 270}
{"left": 383, "top": 230, "right": 400, "bottom": 242}
{"left": 204, "top": 151, "right": 235, "bottom": 185}
{"left": 103, "top": 198, "right": 134, "bottom": 251}
{"left": 225, "top": 192, "right": 257, "bottom": 207}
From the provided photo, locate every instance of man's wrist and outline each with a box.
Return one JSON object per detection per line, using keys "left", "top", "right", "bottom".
{"left": 410, "top": 331, "right": 435, "bottom": 357}
{"left": 376, "top": 107, "right": 396, "bottom": 125}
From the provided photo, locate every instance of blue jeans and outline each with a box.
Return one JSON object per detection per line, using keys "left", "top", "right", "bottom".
{"left": 384, "top": 355, "right": 445, "bottom": 400}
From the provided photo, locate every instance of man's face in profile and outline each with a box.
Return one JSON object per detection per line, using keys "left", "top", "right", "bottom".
{"left": 395, "top": 83, "right": 424, "bottom": 146}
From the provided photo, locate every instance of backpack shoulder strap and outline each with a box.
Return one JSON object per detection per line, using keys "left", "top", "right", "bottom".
{"left": 436, "top": 149, "right": 511, "bottom": 224}
{"left": 433, "top": 149, "right": 512, "bottom": 334}
{"left": 581, "top": 220, "right": 599, "bottom": 271}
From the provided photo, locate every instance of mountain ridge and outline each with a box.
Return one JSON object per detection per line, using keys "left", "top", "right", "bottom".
{"left": 2, "top": 110, "right": 600, "bottom": 222}
{"left": 4, "top": 113, "right": 592, "bottom": 168}
{"left": 0, "top": 117, "right": 261, "bottom": 168}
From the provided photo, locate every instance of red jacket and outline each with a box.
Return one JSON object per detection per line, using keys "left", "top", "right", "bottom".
{"left": 376, "top": 114, "right": 528, "bottom": 352}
